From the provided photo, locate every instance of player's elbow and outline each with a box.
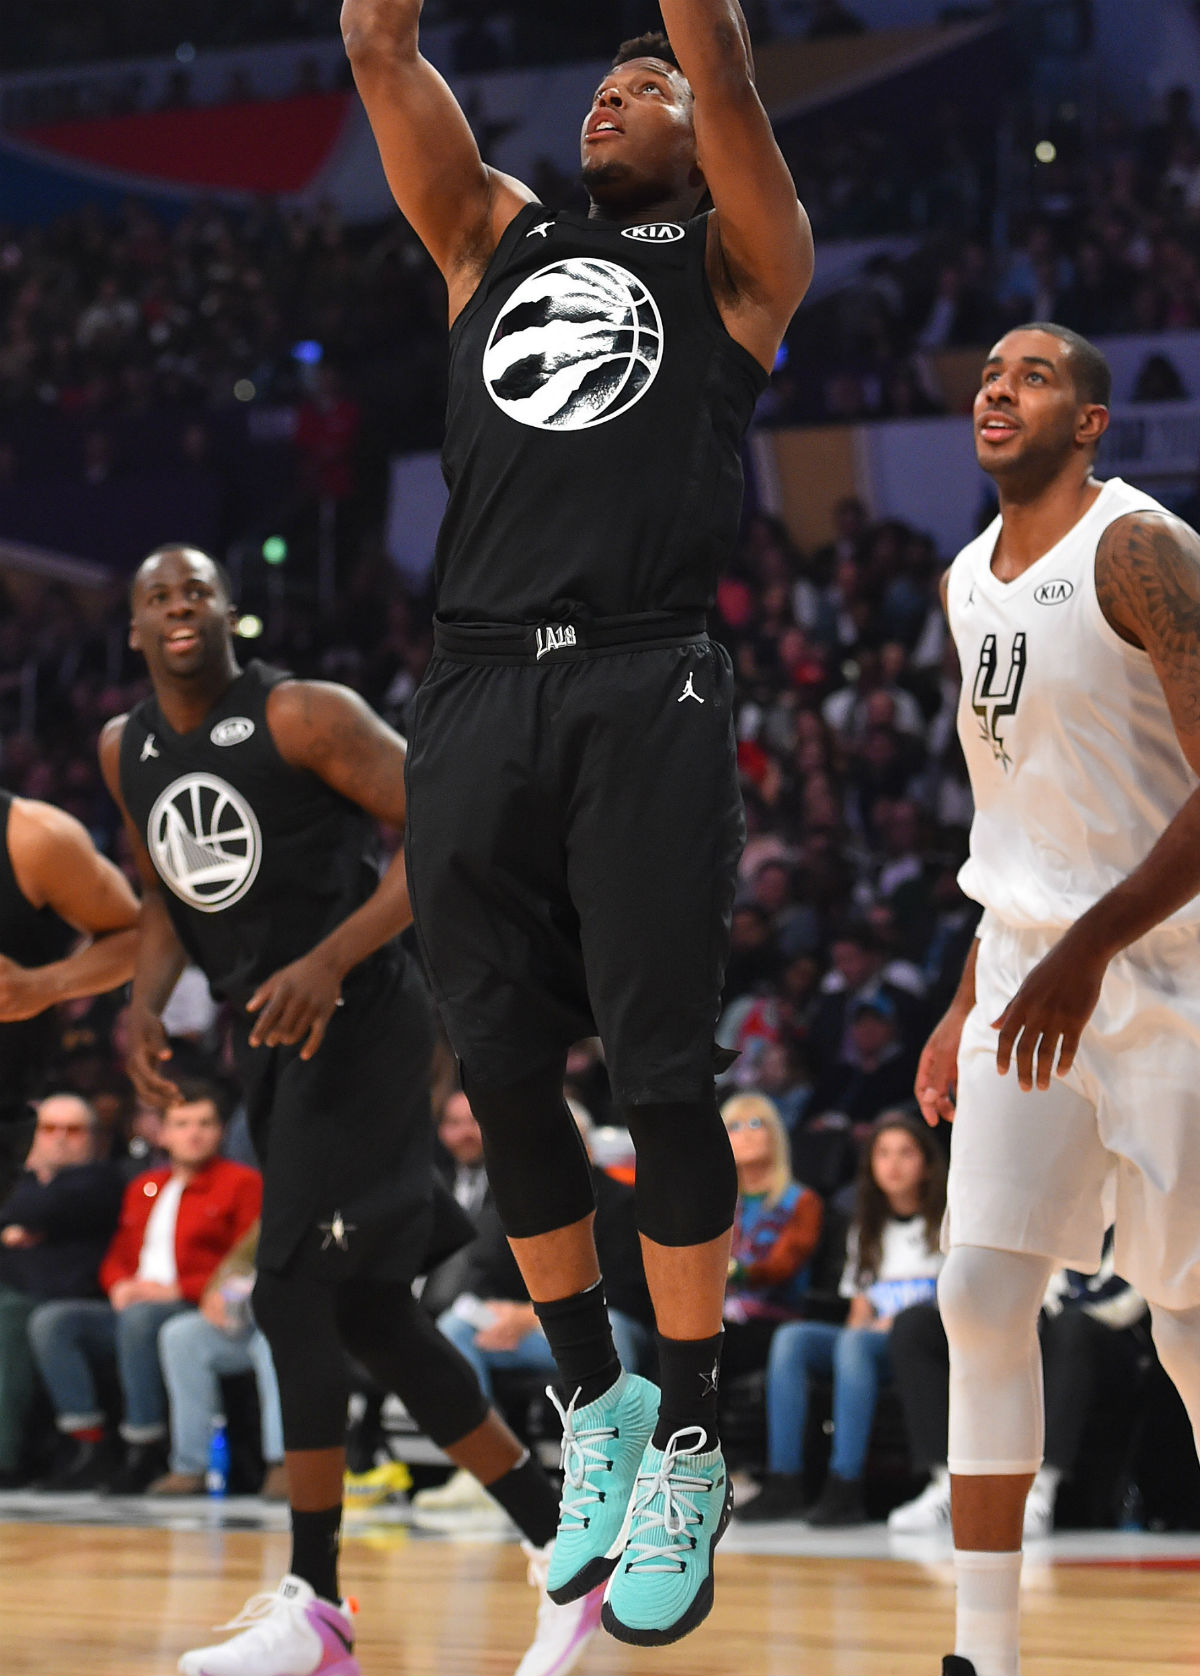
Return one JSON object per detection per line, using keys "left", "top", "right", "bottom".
{"left": 341, "top": 0, "right": 419, "bottom": 61}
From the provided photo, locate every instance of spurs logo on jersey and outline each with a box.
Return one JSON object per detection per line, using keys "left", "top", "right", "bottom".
{"left": 972, "top": 631, "right": 1027, "bottom": 770}
{"left": 147, "top": 772, "right": 262, "bottom": 912}
{"left": 482, "top": 258, "right": 663, "bottom": 431}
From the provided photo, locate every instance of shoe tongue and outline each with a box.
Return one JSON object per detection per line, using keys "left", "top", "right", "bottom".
{"left": 278, "top": 1576, "right": 314, "bottom": 1603}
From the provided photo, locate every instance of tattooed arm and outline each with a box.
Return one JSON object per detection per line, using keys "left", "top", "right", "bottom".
{"left": 993, "top": 510, "right": 1200, "bottom": 1091}
{"left": 243, "top": 680, "right": 413, "bottom": 1057}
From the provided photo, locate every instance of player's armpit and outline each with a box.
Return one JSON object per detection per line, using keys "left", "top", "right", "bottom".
{"left": 1095, "top": 511, "right": 1200, "bottom": 772}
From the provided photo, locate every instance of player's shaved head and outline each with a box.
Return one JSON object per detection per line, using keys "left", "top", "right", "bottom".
{"left": 131, "top": 544, "right": 234, "bottom": 607}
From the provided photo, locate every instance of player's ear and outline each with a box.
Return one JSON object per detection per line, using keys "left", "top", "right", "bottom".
{"left": 1078, "top": 403, "right": 1109, "bottom": 449}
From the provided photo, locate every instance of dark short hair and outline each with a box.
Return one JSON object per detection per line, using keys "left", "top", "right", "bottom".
{"left": 612, "top": 31, "right": 681, "bottom": 71}
{"left": 172, "top": 1075, "right": 233, "bottom": 1125}
{"left": 1011, "top": 322, "right": 1113, "bottom": 407}
{"left": 130, "top": 544, "right": 235, "bottom": 608}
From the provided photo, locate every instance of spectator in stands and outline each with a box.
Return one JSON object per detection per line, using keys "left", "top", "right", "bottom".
{"left": 28, "top": 1082, "right": 261, "bottom": 1492}
{"left": 0, "top": 1092, "right": 123, "bottom": 1486}
{"left": 887, "top": 1233, "right": 1150, "bottom": 1537}
{"left": 152, "top": 1218, "right": 286, "bottom": 1498}
{"left": 738, "top": 1112, "right": 945, "bottom": 1524}
{"left": 721, "top": 1094, "right": 823, "bottom": 1394}
{"left": 806, "top": 993, "right": 921, "bottom": 1140}
{"left": 1132, "top": 352, "right": 1188, "bottom": 401}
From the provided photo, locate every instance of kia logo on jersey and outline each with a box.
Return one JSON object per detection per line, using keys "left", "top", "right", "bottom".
{"left": 483, "top": 258, "right": 663, "bottom": 431}
{"left": 621, "top": 223, "right": 685, "bottom": 243}
{"left": 1033, "top": 579, "right": 1074, "bottom": 606}
{"left": 210, "top": 716, "right": 255, "bottom": 746}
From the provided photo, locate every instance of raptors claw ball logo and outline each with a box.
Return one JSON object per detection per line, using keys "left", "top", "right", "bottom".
{"left": 483, "top": 258, "right": 664, "bottom": 431}
{"left": 148, "top": 773, "right": 262, "bottom": 912}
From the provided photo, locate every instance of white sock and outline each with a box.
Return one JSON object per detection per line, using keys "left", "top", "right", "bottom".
{"left": 954, "top": 1548, "right": 1022, "bottom": 1676}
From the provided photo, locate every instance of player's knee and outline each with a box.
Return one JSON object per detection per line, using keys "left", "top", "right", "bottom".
{"left": 460, "top": 1060, "right": 594, "bottom": 1238}
{"left": 939, "top": 1246, "right": 1045, "bottom": 1359}
{"left": 622, "top": 1097, "right": 736, "bottom": 1247}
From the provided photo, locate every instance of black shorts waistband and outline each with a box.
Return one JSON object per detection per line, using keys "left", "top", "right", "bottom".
{"left": 432, "top": 614, "right": 707, "bottom": 665}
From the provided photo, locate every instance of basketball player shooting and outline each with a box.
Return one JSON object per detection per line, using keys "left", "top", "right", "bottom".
{"left": 916, "top": 324, "right": 1200, "bottom": 1676}
{"left": 343, "top": 0, "right": 811, "bottom": 1646}
{"left": 101, "top": 546, "right": 612, "bottom": 1676}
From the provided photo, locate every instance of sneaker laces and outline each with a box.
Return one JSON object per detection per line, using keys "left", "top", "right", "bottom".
{"left": 547, "top": 1386, "right": 619, "bottom": 1534}
{"left": 622, "top": 1426, "right": 714, "bottom": 1575}
{"left": 215, "top": 1589, "right": 297, "bottom": 1638}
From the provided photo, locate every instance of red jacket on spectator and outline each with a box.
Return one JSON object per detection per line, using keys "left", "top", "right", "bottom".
{"left": 99, "top": 1159, "right": 262, "bottom": 1304}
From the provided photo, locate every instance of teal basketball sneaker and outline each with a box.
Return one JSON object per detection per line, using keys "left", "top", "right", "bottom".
{"left": 545, "top": 1370, "right": 659, "bottom": 1604}
{"left": 601, "top": 1426, "right": 733, "bottom": 1646}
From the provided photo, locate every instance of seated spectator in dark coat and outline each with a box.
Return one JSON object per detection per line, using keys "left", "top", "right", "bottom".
{"left": 721, "top": 1094, "right": 823, "bottom": 1386}
{"left": 0, "top": 1092, "right": 123, "bottom": 1485}
{"left": 28, "top": 1083, "right": 260, "bottom": 1493}
{"left": 807, "top": 994, "right": 919, "bottom": 1138}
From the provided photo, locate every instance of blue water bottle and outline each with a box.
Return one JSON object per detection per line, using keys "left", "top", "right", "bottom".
{"left": 206, "top": 1415, "right": 230, "bottom": 1498}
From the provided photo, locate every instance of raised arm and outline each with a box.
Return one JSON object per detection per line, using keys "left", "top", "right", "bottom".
{"left": 0, "top": 797, "right": 139, "bottom": 1021}
{"left": 341, "top": 0, "right": 534, "bottom": 318}
{"left": 660, "top": 0, "right": 813, "bottom": 369}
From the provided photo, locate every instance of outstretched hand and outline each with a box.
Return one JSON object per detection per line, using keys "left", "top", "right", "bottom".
{"left": 246, "top": 949, "right": 344, "bottom": 1060}
{"left": 992, "top": 929, "right": 1107, "bottom": 1091}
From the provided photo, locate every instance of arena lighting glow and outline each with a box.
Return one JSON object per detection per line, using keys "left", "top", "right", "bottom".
{"left": 292, "top": 341, "right": 324, "bottom": 365}
{"left": 1035, "top": 140, "right": 1057, "bottom": 164}
{"left": 233, "top": 378, "right": 256, "bottom": 403}
{"left": 774, "top": 343, "right": 790, "bottom": 372}
{"left": 262, "top": 536, "right": 288, "bottom": 565}
{"left": 175, "top": 41, "right": 196, "bottom": 63}
{"left": 236, "top": 614, "right": 263, "bottom": 639}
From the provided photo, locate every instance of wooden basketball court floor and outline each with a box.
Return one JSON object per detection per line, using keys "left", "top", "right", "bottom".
{"left": 2, "top": 1493, "right": 1198, "bottom": 1675}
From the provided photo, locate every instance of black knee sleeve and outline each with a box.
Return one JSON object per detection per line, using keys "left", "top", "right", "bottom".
{"left": 337, "top": 1282, "right": 489, "bottom": 1449}
{"left": 252, "top": 1270, "right": 349, "bottom": 1453}
{"left": 462, "top": 1061, "right": 595, "bottom": 1239}
{"left": 621, "top": 1096, "right": 737, "bottom": 1247}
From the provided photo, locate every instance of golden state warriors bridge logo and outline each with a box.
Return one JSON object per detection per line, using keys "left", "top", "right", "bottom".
{"left": 483, "top": 258, "right": 663, "bottom": 431}
{"left": 148, "top": 774, "right": 262, "bottom": 912}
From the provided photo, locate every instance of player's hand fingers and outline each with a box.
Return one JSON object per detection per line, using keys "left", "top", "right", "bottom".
{"left": 1056, "top": 1026, "right": 1081, "bottom": 1078}
{"left": 1035, "top": 1028, "right": 1058, "bottom": 1091}
{"left": 247, "top": 984, "right": 286, "bottom": 1046}
{"left": 299, "top": 1008, "right": 332, "bottom": 1061}
{"left": 993, "top": 1007, "right": 1018, "bottom": 1075}
{"left": 1014, "top": 1023, "right": 1039, "bottom": 1092}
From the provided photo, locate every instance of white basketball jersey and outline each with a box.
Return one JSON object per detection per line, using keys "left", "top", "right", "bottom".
{"left": 950, "top": 476, "right": 1199, "bottom": 931}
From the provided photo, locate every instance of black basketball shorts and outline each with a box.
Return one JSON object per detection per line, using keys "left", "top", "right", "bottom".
{"left": 404, "top": 630, "right": 745, "bottom": 1105}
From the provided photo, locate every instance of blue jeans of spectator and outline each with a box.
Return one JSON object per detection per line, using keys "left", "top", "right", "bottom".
{"left": 27, "top": 1297, "right": 189, "bottom": 1442}
{"left": 158, "top": 1312, "right": 285, "bottom": 1474}
{"left": 765, "top": 1321, "right": 892, "bottom": 1480}
{"left": 436, "top": 1306, "right": 650, "bottom": 1403}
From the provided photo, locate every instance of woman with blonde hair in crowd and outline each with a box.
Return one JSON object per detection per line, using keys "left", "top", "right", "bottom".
{"left": 719, "top": 1093, "right": 823, "bottom": 1388}
{"left": 739, "top": 1110, "right": 945, "bottom": 1524}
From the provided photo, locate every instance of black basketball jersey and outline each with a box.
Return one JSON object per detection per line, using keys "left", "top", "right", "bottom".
{"left": 118, "top": 662, "right": 388, "bottom": 1010}
{"left": 0, "top": 792, "right": 75, "bottom": 1115}
{"left": 435, "top": 204, "right": 768, "bottom": 625}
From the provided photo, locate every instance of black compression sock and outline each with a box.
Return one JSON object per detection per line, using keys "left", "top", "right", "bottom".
{"left": 652, "top": 1330, "right": 724, "bottom": 1453}
{"left": 482, "top": 1448, "right": 559, "bottom": 1548}
{"left": 533, "top": 1279, "right": 622, "bottom": 1408}
{"left": 290, "top": 1504, "right": 342, "bottom": 1604}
